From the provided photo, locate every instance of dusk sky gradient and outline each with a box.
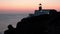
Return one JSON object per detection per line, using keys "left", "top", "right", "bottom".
{"left": 0, "top": 0, "right": 60, "bottom": 14}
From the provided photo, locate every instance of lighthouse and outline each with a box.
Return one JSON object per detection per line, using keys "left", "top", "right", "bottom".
{"left": 29, "top": 3, "right": 57, "bottom": 17}
{"left": 39, "top": 3, "right": 42, "bottom": 11}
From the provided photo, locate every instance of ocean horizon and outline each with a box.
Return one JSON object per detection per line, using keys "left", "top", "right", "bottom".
{"left": 0, "top": 14, "right": 28, "bottom": 34}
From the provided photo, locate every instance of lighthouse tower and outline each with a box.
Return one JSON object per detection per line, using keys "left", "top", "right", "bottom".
{"left": 39, "top": 3, "right": 42, "bottom": 11}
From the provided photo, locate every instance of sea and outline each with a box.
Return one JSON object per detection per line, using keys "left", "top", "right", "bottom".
{"left": 0, "top": 14, "right": 29, "bottom": 34}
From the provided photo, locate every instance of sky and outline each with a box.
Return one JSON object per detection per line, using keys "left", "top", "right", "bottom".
{"left": 0, "top": 0, "right": 60, "bottom": 14}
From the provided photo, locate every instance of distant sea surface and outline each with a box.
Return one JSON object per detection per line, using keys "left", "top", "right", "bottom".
{"left": 0, "top": 14, "right": 28, "bottom": 34}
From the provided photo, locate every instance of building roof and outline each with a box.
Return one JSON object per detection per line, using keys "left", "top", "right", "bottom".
{"left": 35, "top": 9, "right": 56, "bottom": 11}
{"left": 42, "top": 9, "right": 56, "bottom": 11}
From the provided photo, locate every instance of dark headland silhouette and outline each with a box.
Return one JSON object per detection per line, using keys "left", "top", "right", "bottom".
{"left": 4, "top": 3, "right": 60, "bottom": 34}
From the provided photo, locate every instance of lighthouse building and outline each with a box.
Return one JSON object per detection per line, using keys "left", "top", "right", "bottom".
{"left": 29, "top": 3, "right": 57, "bottom": 17}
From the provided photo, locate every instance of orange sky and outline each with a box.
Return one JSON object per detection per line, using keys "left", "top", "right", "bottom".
{"left": 0, "top": 0, "right": 60, "bottom": 14}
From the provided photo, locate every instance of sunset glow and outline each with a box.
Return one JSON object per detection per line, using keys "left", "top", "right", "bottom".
{"left": 0, "top": 0, "right": 60, "bottom": 14}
